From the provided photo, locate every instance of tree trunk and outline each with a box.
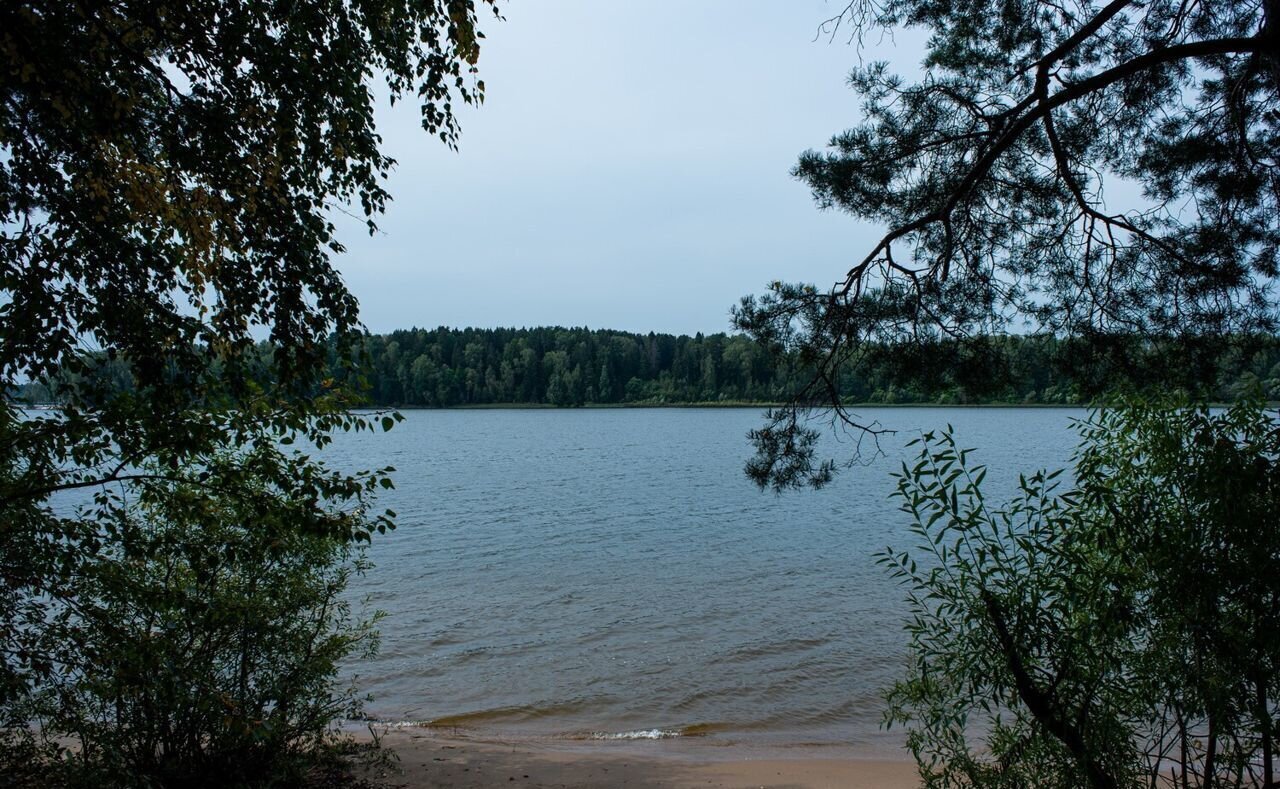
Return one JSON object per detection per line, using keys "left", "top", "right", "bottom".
{"left": 982, "top": 591, "right": 1118, "bottom": 789}
{"left": 1258, "top": 675, "right": 1274, "bottom": 789}
{"left": 1202, "top": 713, "right": 1217, "bottom": 789}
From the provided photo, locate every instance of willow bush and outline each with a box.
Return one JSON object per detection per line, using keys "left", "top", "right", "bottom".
{"left": 883, "top": 398, "right": 1280, "bottom": 788}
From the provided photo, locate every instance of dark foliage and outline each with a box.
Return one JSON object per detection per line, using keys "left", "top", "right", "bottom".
{"left": 350, "top": 326, "right": 791, "bottom": 407}
{"left": 737, "top": 1, "right": 1280, "bottom": 488}
{"left": 884, "top": 399, "right": 1280, "bottom": 787}
{"left": 17, "top": 328, "right": 1280, "bottom": 414}
{"left": 2, "top": 0, "right": 494, "bottom": 783}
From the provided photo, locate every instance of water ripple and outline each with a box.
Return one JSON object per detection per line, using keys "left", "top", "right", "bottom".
{"left": 325, "top": 407, "right": 1082, "bottom": 746}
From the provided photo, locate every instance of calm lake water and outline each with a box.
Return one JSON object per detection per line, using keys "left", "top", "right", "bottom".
{"left": 325, "top": 407, "right": 1086, "bottom": 751}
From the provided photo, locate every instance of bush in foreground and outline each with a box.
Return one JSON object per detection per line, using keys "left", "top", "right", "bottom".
{"left": 884, "top": 398, "right": 1280, "bottom": 788}
{"left": 3, "top": 447, "right": 386, "bottom": 788}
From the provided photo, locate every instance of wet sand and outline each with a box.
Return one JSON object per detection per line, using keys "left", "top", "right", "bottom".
{"left": 356, "top": 729, "right": 920, "bottom": 788}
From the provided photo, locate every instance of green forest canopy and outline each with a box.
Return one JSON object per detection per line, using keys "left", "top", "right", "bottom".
{"left": 18, "top": 326, "right": 1280, "bottom": 409}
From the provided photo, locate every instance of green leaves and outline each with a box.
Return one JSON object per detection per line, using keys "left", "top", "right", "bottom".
{"left": 1, "top": 446, "right": 389, "bottom": 784}
{"left": 0, "top": 0, "right": 495, "bottom": 514}
{"left": 739, "top": 0, "right": 1280, "bottom": 477}
{"left": 0, "top": 3, "right": 488, "bottom": 780}
{"left": 885, "top": 399, "right": 1280, "bottom": 788}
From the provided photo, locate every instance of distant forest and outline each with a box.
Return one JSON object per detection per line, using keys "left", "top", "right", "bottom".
{"left": 346, "top": 327, "right": 1280, "bottom": 407}
{"left": 15, "top": 326, "right": 1280, "bottom": 408}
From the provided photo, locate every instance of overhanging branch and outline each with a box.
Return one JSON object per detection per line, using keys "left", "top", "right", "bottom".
{"left": 837, "top": 35, "right": 1263, "bottom": 299}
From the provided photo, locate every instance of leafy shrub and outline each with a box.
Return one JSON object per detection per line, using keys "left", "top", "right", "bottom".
{"left": 884, "top": 398, "right": 1280, "bottom": 788}
{"left": 3, "top": 448, "right": 384, "bottom": 788}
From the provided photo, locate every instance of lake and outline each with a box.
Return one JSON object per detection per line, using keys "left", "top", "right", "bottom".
{"left": 325, "top": 406, "right": 1087, "bottom": 752}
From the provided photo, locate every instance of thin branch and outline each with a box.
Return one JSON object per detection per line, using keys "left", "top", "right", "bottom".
{"left": 1030, "top": 0, "right": 1135, "bottom": 75}
{"left": 3, "top": 472, "right": 229, "bottom": 505}
{"left": 837, "top": 35, "right": 1263, "bottom": 298}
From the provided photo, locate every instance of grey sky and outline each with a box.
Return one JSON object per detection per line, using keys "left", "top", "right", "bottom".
{"left": 335, "top": 1, "right": 926, "bottom": 336}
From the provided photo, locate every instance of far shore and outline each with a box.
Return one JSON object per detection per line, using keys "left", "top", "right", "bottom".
{"left": 19, "top": 400, "right": 1264, "bottom": 412}
{"left": 379, "top": 400, "right": 1097, "bottom": 410}
{"left": 352, "top": 729, "right": 920, "bottom": 789}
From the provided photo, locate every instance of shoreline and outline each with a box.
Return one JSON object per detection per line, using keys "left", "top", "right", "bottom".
{"left": 368, "top": 401, "right": 1098, "bottom": 410}
{"left": 352, "top": 728, "right": 920, "bottom": 788}
{"left": 21, "top": 401, "right": 1263, "bottom": 412}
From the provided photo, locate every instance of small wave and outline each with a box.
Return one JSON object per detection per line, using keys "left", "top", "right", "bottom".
{"left": 421, "top": 701, "right": 589, "bottom": 729}
{"left": 583, "top": 729, "right": 681, "bottom": 740}
{"left": 711, "top": 636, "right": 833, "bottom": 666}
{"left": 379, "top": 719, "right": 432, "bottom": 729}
{"left": 346, "top": 716, "right": 434, "bottom": 730}
{"left": 354, "top": 700, "right": 597, "bottom": 731}
{"left": 569, "top": 722, "right": 727, "bottom": 740}
{"left": 678, "top": 722, "right": 728, "bottom": 737}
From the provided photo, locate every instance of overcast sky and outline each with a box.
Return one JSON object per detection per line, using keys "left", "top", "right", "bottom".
{"left": 334, "top": 1, "right": 928, "bottom": 336}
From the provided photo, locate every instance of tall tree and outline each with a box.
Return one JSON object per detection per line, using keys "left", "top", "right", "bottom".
{"left": 736, "top": 0, "right": 1280, "bottom": 489}
{"left": 739, "top": 5, "right": 1280, "bottom": 786}
{"left": 1, "top": 0, "right": 495, "bottom": 781}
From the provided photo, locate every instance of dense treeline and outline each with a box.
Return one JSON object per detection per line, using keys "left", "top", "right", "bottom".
{"left": 353, "top": 327, "right": 786, "bottom": 406}
{"left": 15, "top": 327, "right": 1280, "bottom": 409}
{"left": 349, "top": 327, "right": 1280, "bottom": 407}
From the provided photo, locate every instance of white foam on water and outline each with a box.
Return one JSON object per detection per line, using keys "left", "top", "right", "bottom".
{"left": 585, "top": 728, "right": 681, "bottom": 740}
{"left": 353, "top": 718, "right": 430, "bottom": 730}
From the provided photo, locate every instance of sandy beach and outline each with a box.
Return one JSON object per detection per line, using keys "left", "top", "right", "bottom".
{"left": 355, "top": 729, "right": 920, "bottom": 789}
